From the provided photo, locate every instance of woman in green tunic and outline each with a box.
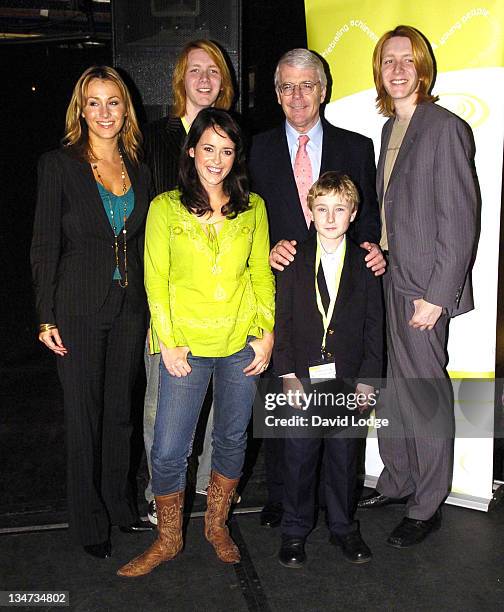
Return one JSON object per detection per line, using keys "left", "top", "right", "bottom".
{"left": 118, "top": 108, "right": 275, "bottom": 577}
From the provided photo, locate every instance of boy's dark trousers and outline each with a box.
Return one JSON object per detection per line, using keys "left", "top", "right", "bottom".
{"left": 273, "top": 235, "right": 384, "bottom": 540}
{"left": 282, "top": 434, "right": 358, "bottom": 537}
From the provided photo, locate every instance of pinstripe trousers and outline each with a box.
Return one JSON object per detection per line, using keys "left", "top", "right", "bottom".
{"left": 56, "top": 282, "right": 146, "bottom": 545}
{"left": 375, "top": 275, "right": 454, "bottom": 520}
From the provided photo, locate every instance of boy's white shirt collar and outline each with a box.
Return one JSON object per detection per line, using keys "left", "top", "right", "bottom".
{"left": 318, "top": 235, "right": 346, "bottom": 302}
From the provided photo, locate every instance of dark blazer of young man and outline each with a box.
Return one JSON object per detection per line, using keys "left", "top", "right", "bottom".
{"left": 273, "top": 235, "right": 383, "bottom": 560}
{"left": 143, "top": 114, "right": 186, "bottom": 198}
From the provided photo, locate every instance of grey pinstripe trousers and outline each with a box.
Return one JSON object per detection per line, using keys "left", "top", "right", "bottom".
{"left": 375, "top": 275, "right": 454, "bottom": 520}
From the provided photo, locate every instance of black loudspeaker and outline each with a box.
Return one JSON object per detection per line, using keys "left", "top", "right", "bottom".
{"left": 112, "top": 0, "right": 242, "bottom": 120}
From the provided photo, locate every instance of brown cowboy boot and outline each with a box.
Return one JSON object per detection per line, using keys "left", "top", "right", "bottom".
{"left": 205, "top": 471, "right": 240, "bottom": 563}
{"left": 117, "top": 491, "right": 184, "bottom": 577}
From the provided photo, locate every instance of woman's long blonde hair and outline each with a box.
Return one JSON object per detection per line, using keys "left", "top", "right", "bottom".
{"left": 62, "top": 65, "right": 142, "bottom": 164}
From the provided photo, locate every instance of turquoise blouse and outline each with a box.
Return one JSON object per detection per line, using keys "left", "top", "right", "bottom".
{"left": 97, "top": 183, "right": 134, "bottom": 280}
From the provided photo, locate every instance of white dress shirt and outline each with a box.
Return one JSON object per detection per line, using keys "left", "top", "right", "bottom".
{"left": 320, "top": 236, "right": 346, "bottom": 302}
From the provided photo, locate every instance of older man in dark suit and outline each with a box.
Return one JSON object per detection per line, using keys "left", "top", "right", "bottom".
{"left": 357, "top": 26, "right": 478, "bottom": 548}
{"left": 249, "top": 48, "right": 384, "bottom": 529}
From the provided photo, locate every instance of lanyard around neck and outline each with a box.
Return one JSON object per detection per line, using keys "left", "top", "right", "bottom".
{"left": 315, "top": 235, "right": 346, "bottom": 353}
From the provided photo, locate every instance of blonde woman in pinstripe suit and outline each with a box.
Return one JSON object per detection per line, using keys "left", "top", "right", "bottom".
{"left": 31, "top": 66, "right": 152, "bottom": 558}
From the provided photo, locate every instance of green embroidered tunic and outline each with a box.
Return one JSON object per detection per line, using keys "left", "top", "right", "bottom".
{"left": 145, "top": 190, "right": 275, "bottom": 357}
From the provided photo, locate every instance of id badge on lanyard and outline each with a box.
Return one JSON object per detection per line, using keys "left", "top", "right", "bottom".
{"left": 308, "top": 357, "right": 336, "bottom": 384}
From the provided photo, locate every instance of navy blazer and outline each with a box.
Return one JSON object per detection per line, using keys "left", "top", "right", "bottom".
{"left": 274, "top": 235, "right": 384, "bottom": 382}
{"left": 31, "top": 147, "right": 151, "bottom": 323}
{"left": 249, "top": 117, "right": 380, "bottom": 247}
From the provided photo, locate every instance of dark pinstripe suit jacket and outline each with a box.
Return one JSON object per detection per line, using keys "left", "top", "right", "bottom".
{"left": 31, "top": 147, "right": 151, "bottom": 323}
{"left": 377, "top": 102, "right": 478, "bottom": 317}
{"left": 143, "top": 115, "right": 186, "bottom": 198}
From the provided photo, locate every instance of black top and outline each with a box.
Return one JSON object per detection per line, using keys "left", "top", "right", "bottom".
{"left": 143, "top": 114, "right": 186, "bottom": 198}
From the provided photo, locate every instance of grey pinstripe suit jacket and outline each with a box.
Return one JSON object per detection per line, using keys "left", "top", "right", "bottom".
{"left": 377, "top": 102, "right": 478, "bottom": 317}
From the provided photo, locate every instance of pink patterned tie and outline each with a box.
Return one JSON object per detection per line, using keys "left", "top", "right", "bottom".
{"left": 294, "top": 134, "right": 313, "bottom": 227}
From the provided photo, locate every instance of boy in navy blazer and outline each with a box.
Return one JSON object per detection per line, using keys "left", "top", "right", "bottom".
{"left": 274, "top": 172, "right": 383, "bottom": 568}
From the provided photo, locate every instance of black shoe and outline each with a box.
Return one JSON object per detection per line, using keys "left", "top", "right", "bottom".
{"left": 260, "top": 502, "right": 283, "bottom": 528}
{"left": 357, "top": 489, "right": 410, "bottom": 509}
{"left": 83, "top": 539, "right": 111, "bottom": 559}
{"left": 387, "top": 509, "right": 442, "bottom": 548}
{"left": 278, "top": 536, "right": 306, "bottom": 568}
{"left": 330, "top": 527, "right": 372, "bottom": 564}
{"left": 119, "top": 519, "right": 156, "bottom": 533}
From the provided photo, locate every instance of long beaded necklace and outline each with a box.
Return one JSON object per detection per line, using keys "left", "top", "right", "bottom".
{"left": 91, "top": 152, "right": 129, "bottom": 288}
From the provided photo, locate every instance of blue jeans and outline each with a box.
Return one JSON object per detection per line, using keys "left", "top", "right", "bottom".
{"left": 143, "top": 344, "right": 215, "bottom": 501}
{"left": 151, "top": 343, "right": 258, "bottom": 495}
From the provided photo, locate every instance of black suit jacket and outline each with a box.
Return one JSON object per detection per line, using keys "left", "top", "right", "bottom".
{"left": 249, "top": 117, "right": 380, "bottom": 247}
{"left": 31, "top": 147, "right": 151, "bottom": 323}
{"left": 274, "top": 236, "right": 383, "bottom": 381}
{"left": 143, "top": 115, "right": 186, "bottom": 198}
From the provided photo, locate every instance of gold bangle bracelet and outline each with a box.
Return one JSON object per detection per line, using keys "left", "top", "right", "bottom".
{"left": 39, "top": 323, "right": 57, "bottom": 333}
